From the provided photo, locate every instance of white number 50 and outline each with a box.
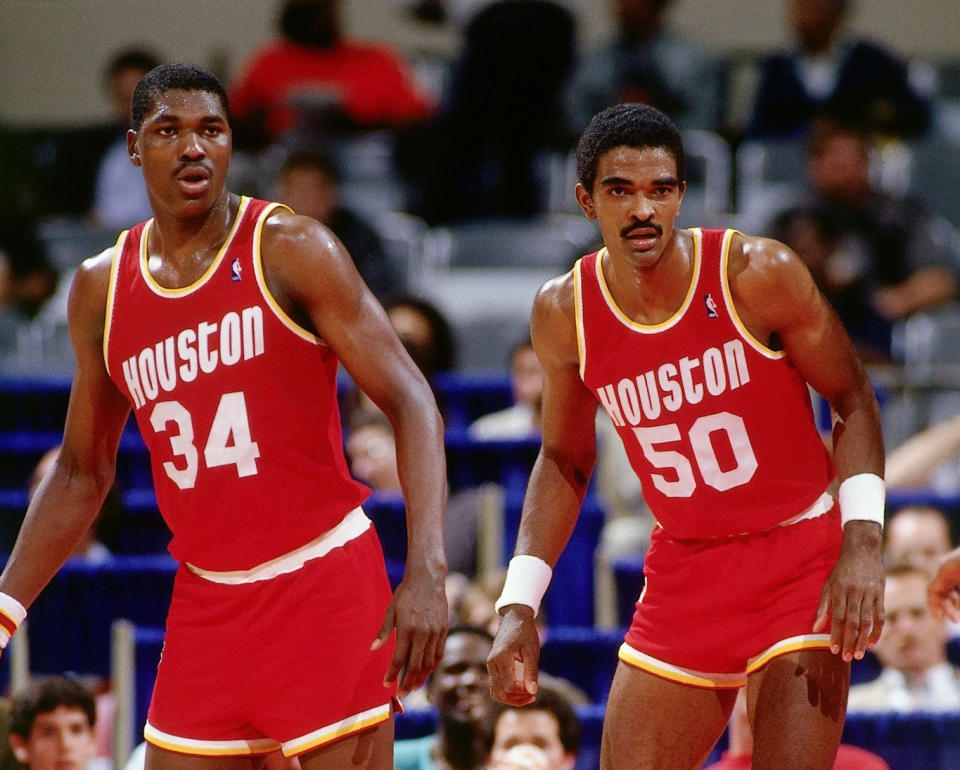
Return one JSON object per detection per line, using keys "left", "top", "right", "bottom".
{"left": 632, "top": 411, "right": 758, "bottom": 498}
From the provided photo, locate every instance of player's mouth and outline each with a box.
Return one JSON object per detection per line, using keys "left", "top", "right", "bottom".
{"left": 623, "top": 225, "right": 662, "bottom": 251}
{"left": 176, "top": 165, "right": 212, "bottom": 196}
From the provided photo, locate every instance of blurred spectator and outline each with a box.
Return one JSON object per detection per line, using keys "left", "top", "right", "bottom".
{"left": 393, "top": 625, "right": 494, "bottom": 770}
{"left": 484, "top": 684, "right": 581, "bottom": 770}
{"left": 565, "top": 0, "right": 725, "bottom": 134}
{"left": 273, "top": 149, "right": 405, "bottom": 303}
{"left": 90, "top": 47, "right": 161, "bottom": 231}
{"left": 7, "top": 675, "right": 107, "bottom": 770}
{"left": 769, "top": 116, "right": 959, "bottom": 361}
{"left": 884, "top": 505, "right": 955, "bottom": 574}
{"left": 228, "top": 0, "right": 434, "bottom": 151}
{"left": 345, "top": 409, "right": 479, "bottom": 575}
{"left": 0, "top": 208, "right": 57, "bottom": 321}
{"left": 847, "top": 563, "right": 960, "bottom": 712}
{"left": 28, "top": 446, "right": 121, "bottom": 565}
{"left": 886, "top": 412, "right": 960, "bottom": 494}
{"left": 704, "top": 687, "right": 889, "bottom": 769}
{"left": 468, "top": 338, "right": 543, "bottom": 441}
{"left": 747, "top": 0, "right": 931, "bottom": 140}
{"left": 384, "top": 295, "right": 457, "bottom": 382}
{"left": 398, "top": 0, "right": 577, "bottom": 222}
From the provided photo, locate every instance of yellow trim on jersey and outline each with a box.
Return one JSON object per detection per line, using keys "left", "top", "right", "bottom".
{"left": 144, "top": 723, "right": 281, "bottom": 757}
{"left": 139, "top": 197, "right": 250, "bottom": 297}
{"left": 618, "top": 642, "right": 746, "bottom": 690}
{"left": 282, "top": 703, "right": 392, "bottom": 757}
{"left": 719, "top": 228, "right": 785, "bottom": 360}
{"left": 573, "top": 257, "right": 587, "bottom": 380}
{"left": 102, "top": 229, "right": 129, "bottom": 378}
{"left": 594, "top": 229, "right": 701, "bottom": 333}
{"left": 251, "top": 202, "right": 325, "bottom": 346}
{"left": 746, "top": 634, "right": 832, "bottom": 675}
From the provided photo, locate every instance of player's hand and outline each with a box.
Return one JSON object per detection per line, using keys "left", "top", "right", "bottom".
{"left": 487, "top": 604, "right": 540, "bottom": 706}
{"left": 373, "top": 565, "right": 447, "bottom": 697}
{"left": 814, "top": 520, "right": 884, "bottom": 662}
{"left": 928, "top": 546, "right": 960, "bottom": 622}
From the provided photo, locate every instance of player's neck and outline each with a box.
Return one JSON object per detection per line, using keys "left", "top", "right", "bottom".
{"left": 146, "top": 192, "right": 239, "bottom": 288}
{"left": 602, "top": 231, "right": 693, "bottom": 324}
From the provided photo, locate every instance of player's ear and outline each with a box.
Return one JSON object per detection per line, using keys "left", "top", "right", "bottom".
{"left": 575, "top": 183, "right": 596, "bottom": 220}
{"left": 127, "top": 129, "right": 142, "bottom": 167}
{"left": 9, "top": 734, "right": 30, "bottom": 764}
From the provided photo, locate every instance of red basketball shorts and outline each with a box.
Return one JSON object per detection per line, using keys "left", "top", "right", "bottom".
{"left": 145, "top": 512, "right": 397, "bottom": 758}
{"left": 621, "top": 501, "right": 843, "bottom": 688}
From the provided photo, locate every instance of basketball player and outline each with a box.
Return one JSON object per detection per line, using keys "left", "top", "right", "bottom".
{"left": 0, "top": 64, "right": 447, "bottom": 769}
{"left": 487, "top": 104, "right": 886, "bottom": 769}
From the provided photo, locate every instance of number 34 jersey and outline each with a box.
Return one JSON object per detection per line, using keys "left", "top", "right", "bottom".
{"left": 104, "top": 197, "right": 368, "bottom": 571}
{"left": 575, "top": 228, "right": 835, "bottom": 539}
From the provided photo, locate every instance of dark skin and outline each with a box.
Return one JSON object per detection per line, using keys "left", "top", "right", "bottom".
{"left": 488, "top": 145, "right": 885, "bottom": 769}
{"left": 0, "top": 88, "right": 448, "bottom": 770}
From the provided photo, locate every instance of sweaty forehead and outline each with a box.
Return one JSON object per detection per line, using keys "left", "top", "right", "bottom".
{"left": 596, "top": 145, "right": 678, "bottom": 183}
{"left": 144, "top": 88, "right": 227, "bottom": 122}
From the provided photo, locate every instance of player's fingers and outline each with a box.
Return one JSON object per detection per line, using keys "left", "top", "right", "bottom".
{"left": 813, "top": 586, "right": 831, "bottom": 634}
{"left": 397, "top": 631, "right": 429, "bottom": 696}
{"left": 371, "top": 602, "right": 397, "bottom": 651}
{"left": 840, "top": 598, "right": 861, "bottom": 662}
{"left": 866, "top": 594, "right": 885, "bottom": 648}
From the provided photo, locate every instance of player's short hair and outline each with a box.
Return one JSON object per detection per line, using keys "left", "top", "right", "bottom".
{"left": 485, "top": 683, "right": 582, "bottom": 756}
{"left": 9, "top": 676, "right": 97, "bottom": 738}
{"left": 131, "top": 62, "right": 230, "bottom": 131}
{"left": 576, "top": 103, "right": 686, "bottom": 193}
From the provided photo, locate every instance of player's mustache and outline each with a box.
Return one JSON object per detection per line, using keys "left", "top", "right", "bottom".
{"left": 174, "top": 161, "right": 212, "bottom": 176}
{"left": 621, "top": 220, "right": 662, "bottom": 238}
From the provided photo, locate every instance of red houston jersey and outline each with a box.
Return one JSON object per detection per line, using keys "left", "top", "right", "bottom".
{"left": 104, "top": 197, "right": 368, "bottom": 570}
{"left": 575, "top": 228, "right": 835, "bottom": 539}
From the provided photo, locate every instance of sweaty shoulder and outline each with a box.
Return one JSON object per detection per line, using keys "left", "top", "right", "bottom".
{"left": 67, "top": 247, "right": 116, "bottom": 345}
{"left": 531, "top": 268, "right": 578, "bottom": 366}
{"left": 726, "top": 231, "right": 822, "bottom": 340}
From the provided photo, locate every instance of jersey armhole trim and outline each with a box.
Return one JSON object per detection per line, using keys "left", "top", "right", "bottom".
{"left": 252, "top": 202, "right": 325, "bottom": 347}
{"left": 102, "top": 229, "right": 129, "bottom": 378}
{"left": 719, "top": 228, "right": 785, "bottom": 360}
{"left": 574, "top": 257, "right": 586, "bottom": 381}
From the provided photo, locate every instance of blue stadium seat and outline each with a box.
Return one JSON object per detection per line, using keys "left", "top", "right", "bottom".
{"left": 539, "top": 626, "right": 624, "bottom": 705}
{"left": 843, "top": 712, "right": 960, "bottom": 770}
{"left": 503, "top": 492, "right": 607, "bottom": 627}
{"left": 611, "top": 555, "right": 645, "bottom": 629}
{"left": 27, "top": 555, "right": 176, "bottom": 677}
{"left": 432, "top": 371, "right": 513, "bottom": 431}
{"left": 445, "top": 430, "right": 541, "bottom": 495}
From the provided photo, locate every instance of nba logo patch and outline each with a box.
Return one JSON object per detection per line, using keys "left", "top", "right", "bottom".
{"left": 704, "top": 293, "right": 718, "bottom": 318}
{"left": 231, "top": 258, "right": 242, "bottom": 282}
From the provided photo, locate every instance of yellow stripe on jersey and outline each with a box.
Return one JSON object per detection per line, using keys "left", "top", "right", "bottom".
{"left": 282, "top": 702, "right": 392, "bottom": 756}
{"left": 618, "top": 642, "right": 746, "bottom": 690}
{"left": 746, "top": 634, "right": 833, "bottom": 675}
{"left": 143, "top": 723, "right": 281, "bottom": 757}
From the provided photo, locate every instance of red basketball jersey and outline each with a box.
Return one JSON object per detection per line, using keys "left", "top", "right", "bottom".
{"left": 104, "top": 197, "right": 368, "bottom": 570}
{"left": 576, "top": 228, "right": 835, "bottom": 538}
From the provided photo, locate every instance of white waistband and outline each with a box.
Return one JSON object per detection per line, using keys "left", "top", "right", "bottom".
{"left": 776, "top": 491, "right": 835, "bottom": 528}
{"left": 186, "top": 507, "right": 370, "bottom": 584}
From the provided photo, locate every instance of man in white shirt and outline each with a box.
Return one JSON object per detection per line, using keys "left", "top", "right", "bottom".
{"left": 848, "top": 563, "right": 960, "bottom": 712}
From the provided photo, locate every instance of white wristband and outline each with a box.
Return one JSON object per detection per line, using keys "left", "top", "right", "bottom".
{"left": 0, "top": 592, "right": 26, "bottom": 650}
{"left": 838, "top": 473, "right": 885, "bottom": 529}
{"left": 495, "top": 555, "right": 553, "bottom": 616}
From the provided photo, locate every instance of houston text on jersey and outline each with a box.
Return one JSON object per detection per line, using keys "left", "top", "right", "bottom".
{"left": 596, "top": 338, "right": 750, "bottom": 427}
{"left": 120, "top": 305, "right": 266, "bottom": 409}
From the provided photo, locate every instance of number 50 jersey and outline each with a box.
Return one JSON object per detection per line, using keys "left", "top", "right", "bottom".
{"left": 104, "top": 197, "right": 368, "bottom": 571}
{"left": 575, "top": 228, "right": 835, "bottom": 539}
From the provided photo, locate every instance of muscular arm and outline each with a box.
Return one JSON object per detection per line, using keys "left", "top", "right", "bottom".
{"left": 260, "top": 212, "right": 447, "bottom": 694}
{"left": 488, "top": 271, "right": 599, "bottom": 704}
{"left": 730, "top": 234, "right": 885, "bottom": 660}
{"left": 0, "top": 251, "right": 131, "bottom": 607}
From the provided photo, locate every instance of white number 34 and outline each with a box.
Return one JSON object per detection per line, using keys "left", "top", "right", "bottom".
{"left": 149, "top": 392, "right": 261, "bottom": 490}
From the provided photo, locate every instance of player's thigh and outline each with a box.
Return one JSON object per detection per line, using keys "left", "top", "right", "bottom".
{"left": 600, "top": 661, "right": 737, "bottom": 770}
{"left": 747, "top": 648, "right": 849, "bottom": 770}
{"left": 298, "top": 718, "right": 394, "bottom": 770}
{"left": 145, "top": 745, "right": 265, "bottom": 770}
